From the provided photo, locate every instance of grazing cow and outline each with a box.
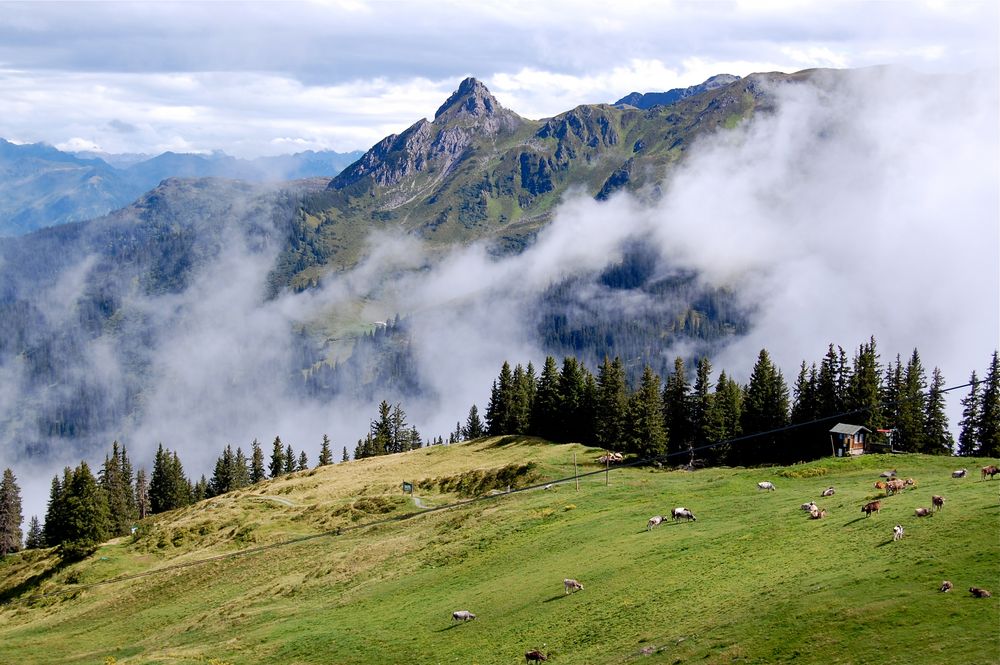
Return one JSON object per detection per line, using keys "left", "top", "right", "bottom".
{"left": 809, "top": 508, "right": 827, "bottom": 520}
{"left": 874, "top": 481, "right": 887, "bottom": 490}
{"left": 757, "top": 481, "right": 776, "bottom": 491}
{"left": 982, "top": 465, "right": 1000, "bottom": 480}
{"left": 821, "top": 487, "right": 836, "bottom": 497}
{"left": 525, "top": 650, "right": 549, "bottom": 663}
{"left": 904, "top": 478, "right": 916, "bottom": 487}
{"left": 970, "top": 587, "right": 992, "bottom": 598}
{"left": 940, "top": 580, "right": 953, "bottom": 592}
{"left": 672, "top": 507, "right": 696, "bottom": 521}
{"left": 801, "top": 501, "right": 818, "bottom": 512}
{"left": 564, "top": 578, "right": 584, "bottom": 594}
{"left": 452, "top": 610, "right": 476, "bottom": 622}
{"left": 952, "top": 468, "right": 968, "bottom": 478}
{"left": 879, "top": 469, "right": 898, "bottom": 478}
{"left": 932, "top": 495, "right": 945, "bottom": 511}
{"left": 647, "top": 515, "right": 664, "bottom": 530}
{"left": 893, "top": 524, "right": 904, "bottom": 541}
{"left": 862, "top": 500, "right": 881, "bottom": 517}
{"left": 885, "top": 479, "right": 906, "bottom": 495}
{"left": 914, "top": 507, "right": 932, "bottom": 517}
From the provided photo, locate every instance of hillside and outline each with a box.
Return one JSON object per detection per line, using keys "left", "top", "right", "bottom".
{"left": 2, "top": 441, "right": 997, "bottom": 664}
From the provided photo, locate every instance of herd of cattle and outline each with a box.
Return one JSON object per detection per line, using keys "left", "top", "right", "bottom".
{"left": 449, "top": 462, "right": 998, "bottom": 660}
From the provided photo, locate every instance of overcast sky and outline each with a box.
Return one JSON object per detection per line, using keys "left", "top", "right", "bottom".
{"left": 0, "top": 0, "right": 996, "bottom": 157}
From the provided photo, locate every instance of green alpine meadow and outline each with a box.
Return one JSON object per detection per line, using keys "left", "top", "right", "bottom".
{"left": 2, "top": 440, "right": 997, "bottom": 664}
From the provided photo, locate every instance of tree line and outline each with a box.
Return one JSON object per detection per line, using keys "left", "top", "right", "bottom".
{"left": 470, "top": 341, "right": 1000, "bottom": 466}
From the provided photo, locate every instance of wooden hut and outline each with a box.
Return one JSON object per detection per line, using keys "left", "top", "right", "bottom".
{"left": 829, "top": 423, "right": 871, "bottom": 457}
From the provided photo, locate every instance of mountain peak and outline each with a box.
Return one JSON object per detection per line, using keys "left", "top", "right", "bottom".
{"left": 434, "top": 77, "right": 502, "bottom": 121}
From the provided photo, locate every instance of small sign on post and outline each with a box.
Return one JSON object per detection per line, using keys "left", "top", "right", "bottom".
{"left": 402, "top": 481, "right": 413, "bottom": 494}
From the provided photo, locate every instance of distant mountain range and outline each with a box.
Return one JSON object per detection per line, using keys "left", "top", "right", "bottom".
{"left": 613, "top": 74, "right": 740, "bottom": 109}
{"left": 0, "top": 140, "right": 363, "bottom": 236}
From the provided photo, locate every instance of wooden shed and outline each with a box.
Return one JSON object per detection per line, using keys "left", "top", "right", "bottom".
{"left": 829, "top": 423, "right": 871, "bottom": 457}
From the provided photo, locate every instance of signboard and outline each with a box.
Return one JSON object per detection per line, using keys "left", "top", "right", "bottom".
{"left": 402, "top": 481, "right": 413, "bottom": 494}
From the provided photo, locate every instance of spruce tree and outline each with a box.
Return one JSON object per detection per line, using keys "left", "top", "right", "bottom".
{"left": 462, "top": 404, "right": 485, "bottom": 439}
{"left": 150, "top": 446, "right": 191, "bottom": 513}
{"left": 978, "top": 351, "right": 1000, "bottom": 456}
{"left": 233, "top": 447, "right": 250, "bottom": 488}
{"left": 704, "top": 371, "right": 742, "bottom": 465}
{"left": 662, "top": 357, "right": 692, "bottom": 457}
{"left": 318, "top": 435, "right": 334, "bottom": 466}
{"left": 135, "top": 468, "right": 150, "bottom": 520}
{"left": 192, "top": 475, "right": 209, "bottom": 502}
{"left": 284, "top": 444, "right": 296, "bottom": 473}
{"left": 558, "top": 357, "right": 588, "bottom": 443}
{"left": 61, "top": 461, "right": 110, "bottom": 561}
{"left": 691, "top": 357, "right": 714, "bottom": 457}
{"left": 209, "top": 445, "right": 235, "bottom": 497}
{"left": 390, "top": 403, "right": 408, "bottom": 453}
{"left": 896, "top": 349, "right": 928, "bottom": 452}
{"left": 24, "top": 515, "right": 43, "bottom": 550}
{"left": 531, "top": 356, "right": 562, "bottom": 441}
{"left": 957, "top": 371, "right": 980, "bottom": 456}
{"left": 342, "top": 446, "right": 349, "bottom": 462}
{"left": 269, "top": 437, "right": 285, "bottom": 478}
{"left": 485, "top": 362, "right": 516, "bottom": 436}
{"left": 595, "top": 356, "right": 629, "bottom": 452}
{"left": 627, "top": 366, "right": 667, "bottom": 459}
{"left": 923, "top": 367, "right": 953, "bottom": 455}
{"left": 370, "top": 401, "right": 393, "bottom": 456}
{"left": 298, "top": 451, "right": 309, "bottom": 471}
{"left": 0, "top": 468, "right": 23, "bottom": 556}
{"left": 848, "top": 337, "right": 883, "bottom": 432}
{"left": 251, "top": 438, "right": 267, "bottom": 482}
{"left": 740, "top": 349, "right": 790, "bottom": 465}
{"left": 100, "top": 441, "right": 136, "bottom": 537}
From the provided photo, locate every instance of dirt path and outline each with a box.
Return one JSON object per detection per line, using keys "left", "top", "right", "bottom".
{"left": 252, "top": 495, "right": 298, "bottom": 507}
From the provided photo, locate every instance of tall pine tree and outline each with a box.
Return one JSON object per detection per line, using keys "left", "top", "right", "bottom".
{"left": 0, "top": 468, "right": 23, "bottom": 556}
{"left": 595, "top": 356, "right": 629, "bottom": 451}
{"left": 61, "top": 461, "right": 110, "bottom": 561}
{"left": 250, "top": 438, "right": 267, "bottom": 482}
{"left": 318, "top": 435, "right": 334, "bottom": 466}
{"left": 923, "top": 367, "right": 953, "bottom": 454}
{"left": 956, "top": 371, "right": 980, "bottom": 456}
{"left": 896, "top": 349, "right": 928, "bottom": 452}
{"left": 627, "top": 366, "right": 668, "bottom": 459}
{"left": 978, "top": 351, "right": 1000, "bottom": 456}
{"left": 739, "top": 349, "right": 790, "bottom": 465}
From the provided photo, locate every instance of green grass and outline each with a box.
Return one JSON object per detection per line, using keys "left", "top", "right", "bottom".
{"left": 1, "top": 441, "right": 997, "bottom": 664}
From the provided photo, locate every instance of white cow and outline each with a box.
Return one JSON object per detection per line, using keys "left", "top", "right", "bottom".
{"left": 671, "top": 507, "right": 696, "bottom": 521}
{"left": 757, "top": 481, "right": 776, "bottom": 491}
{"left": 952, "top": 468, "right": 968, "bottom": 478}
{"left": 801, "top": 501, "right": 818, "bottom": 512}
{"left": 452, "top": 610, "right": 476, "bottom": 621}
{"left": 893, "top": 524, "right": 904, "bottom": 541}
{"left": 647, "top": 515, "right": 664, "bottom": 530}
{"left": 564, "top": 578, "right": 584, "bottom": 594}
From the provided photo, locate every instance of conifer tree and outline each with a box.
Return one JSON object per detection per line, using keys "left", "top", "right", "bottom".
{"left": 43, "top": 468, "right": 73, "bottom": 546}
{"left": 269, "top": 436, "right": 285, "bottom": 478}
{"left": 192, "top": 475, "right": 208, "bottom": 502}
{"left": 531, "top": 356, "right": 562, "bottom": 441}
{"left": 462, "top": 404, "right": 485, "bottom": 440}
{"left": 978, "top": 351, "right": 1000, "bottom": 456}
{"left": 135, "top": 468, "right": 150, "bottom": 520}
{"left": 61, "top": 461, "right": 110, "bottom": 561}
{"left": 816, "top": 344, "right": 846, "bottom": 422}
{"left": 923, "top": 367, "right": 953, "bottom": 454}
{"left": 691, "top": 357, "right": 714, "bottom": 455}
{"left": 848, "top": 337, "right": 883, "bottom": 432}
{"left": 370, "top": 401, "right": 393, "bottom": 455}
{"left": 100, "top": 441, "right": 136, "bottom": 537}
{"left": 150, "top": 446, "right": 191, "bottom": 513}
{"left": 209, "top": 445, "right": 235, "bottom": 497}
{"left": 485, "top": 362, "right": 516, "bottom": 436}
{"left": 882, "top": 355, "right": 903, "bottom": 435}
{"left": 24, "top": 515, "right": 43, "bottom": 550}
{"left": 896, "top": 349, "right": 928, "bottom": 452}
{"left": 250, "top": 438, "right": 266, "bottom": 482}
{"left": 342, "top": 446, "right": 349, "bottom": 462}
{"left": 704, "top": 371, "right": 743, "bottom": 464}
{"left": 284, "top": 444, "right": 296, "bottom": 473}
{"left": 627, "top": 366, "right": 668, "bottom": 459}
{"left": 233, "top": 447, "right": 250, "bottom": 488}
{"left": 739, "top": 349, "right": 790, "bottom": 465}
{"left": 558, "top": 357, "right": 587, "bottom": 443}
{"left": 0, "top": 468, "right": 23, "bottom": 556}
{"left": 298, "top": 451, "right": 308, "bottom": 471}
{"left": 318, "top": 435, "right": 333, "bottom": 466}
{"left": 663, "top": 357, "right": 692, "bottom": 457}
{"left": 390, "top": 403, "right": 409, "bottom": 453}
{"left": 957, "top": 371, "right": 981, "bottom": 456}
{"left": 510, "top": 363, "right": 534, "bottom": 434}
{"left": 595, "top": 356, "right": 629, "bottom": 451}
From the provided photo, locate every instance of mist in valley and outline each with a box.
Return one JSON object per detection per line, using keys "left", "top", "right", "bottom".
{"left": 2, "top": 66, "right": 997, "bottom": 523}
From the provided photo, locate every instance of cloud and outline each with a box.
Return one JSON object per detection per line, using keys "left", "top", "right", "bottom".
{"left": 0, "top": 1, "right": 995, "bottom": 156}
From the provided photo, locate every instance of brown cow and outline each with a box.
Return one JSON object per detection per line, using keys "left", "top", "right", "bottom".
{"left": 914, "top": 507, "right": 932, "bottom": 517}
{"left": 874, "top": 481, "right": 887, "bottom": 490}
{"left": 970, "top": 587, "right": 992, "bottom": 598}
{"left": 885, "top": 479, "right": 906, "bottom": 495}
{"left": 932, "top": 495, "right": 945, "bottom": 511}
{"left": 525, "top": 649, "right": 549, "bottom": 663}
{"left": 982, "top": 465, "right": 1000, "bottom": 480}
{"left": 862, "top": 500, "right": 881, "bottom": 517}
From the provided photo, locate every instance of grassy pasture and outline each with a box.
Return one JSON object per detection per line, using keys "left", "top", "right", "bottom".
{"left": 1, "top": 440, "right": 997, "bottom": 664}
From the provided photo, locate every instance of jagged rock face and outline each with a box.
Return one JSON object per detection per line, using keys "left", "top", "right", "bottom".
{"left": 614, "top": 74, "right": 741, "bottom": 110}
{"left": 331, "top": 78, "right": 523, "bottom": 194}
